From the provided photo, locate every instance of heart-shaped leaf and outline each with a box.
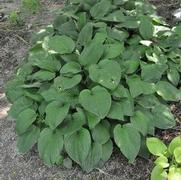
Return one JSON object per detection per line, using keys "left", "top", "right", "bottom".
{"left": 156, "top": 81, "right": 181, "bottom": 101}
{"left": 114, "top": 124, "right": 141, "bottom": 163}
{"left": 79, "top": 42, "right": 104, "bottom": 66}
{"left": 90, "top": 0, "right": 111, "bottom": 19}
{"left": 89, "top": 60, "right": 121, "bottom": 90}
{"left": 151, "top": 104, "right": 176, "bottom": 129}
{"left": 54, "top": 74, "right": 82, "bottom": 91}
{"left": 38, "top": 128, "right": 64, "bottom": 165}
{"left": 29, "top": 70, "right": 55, "bottom": 81}
{"left": 130, "top": 111, "right": 149, "bottom": 136}
{"left": 17, "top": 125, "right": 40, "bottom": 153}
{"left": 139, "top": 16, "right": 154, "bottom": 39}
{"left": 103, "top": 43, "right": 124, "bottom": 59}
{"left": 86, "top": 111, "right": 101, "bottom": 129}
{"left": 127, "top": 75, "right": 155, "bottom": 98}
{"left": 60, "top": 62, "right": 81, "bottom": 74}
{"left": 45, "top": 101, "right": 70, "bottom": 129}
{"left": 107, "top": 101, "right": 124, "bottom": 120}
{"left": 16, "top": 108, "right": 37, "bottom": 135}
{"left": 79, "top": 86, "right": 111, "bottom": 118}
{"left": 141, "top": 62, "right": 168, "bottom": 82}
{"left": 58, "top": 108, "right": 86, "bottom": 135}
{"left": 43, "top": 35, "right": 75, "bottom": 54}
{"left": 77, "top": 22, "right": 93, "bottom": 46}
{"left": 92, "top": 122, "right": 110, "bottom": 144}
{"left": 29, "top": 50, "right": 61, "bottom": 72}
{"left": 81, "top": 142, "right": 102, "bottom": 172}
{"left": 64, "top": 128, "right": 91, "bottom": 165}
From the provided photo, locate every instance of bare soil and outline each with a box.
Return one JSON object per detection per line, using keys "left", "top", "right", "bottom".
{"left": 0, "top": 1, "right": 180, "bottom": 180}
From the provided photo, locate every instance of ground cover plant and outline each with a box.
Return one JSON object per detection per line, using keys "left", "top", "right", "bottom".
{"left": 147, "top": 136, "right": 181, "bottom": 180}
{"left": 5, "top": 0, "right": 181, "bottom": 173}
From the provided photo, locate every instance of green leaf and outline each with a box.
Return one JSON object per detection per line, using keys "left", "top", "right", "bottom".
{"left": 139, "top": 16, "right": 154, "bottom": 39}
{"left": 77, "top": 23, "right": 93, "bottom": 46}
{"left": 90, "top": 0, "right": 111, "bottom": 19}
{"left": 146, "top": 137, "right": 167, "bottom": 156}
{"left": 141, "top": 62, "right": 168, "bottom": 82}
{"left": 126, "top": 75, "right": 155, "bottom": 98}
{"left": 56, "top": 20, "right": 78, "bottom": 40}
{"left": 5, "top": 79, "right": 25, "bottom": 103}
{"left": 107, "top": 28, "right": 129, "bottom": 42}
{"left": 61, "top": 53, "right": 79, "bottom": 63}
{"left": 63, "top": 158, "right": 72, "bottom": 169}
{"left": 103, "top": 43, "right": 124, "bottom": 59}
{"left": 16, "top": 108, "right": 37, "bottom": 135}
{"left": 136, "top": 94, "right": 160, "bottom": 109}
{"left": 17, "top": 125, "right": 40, "bottom": 153}
{"left": 54, "top": 74, "right": 82, "bottom": 91}
{"left": 86, "top": 111, "right": 101, "bottom": 129}
{"left": 101, "top": 139, "right": 113, "bottom": 163}
{"left": 64, "top": 128, "right": 91, "bottom": 165}
{"left": 28, "top": 51, "right": 61, "bottom": 72}
{"left": 168, "top": 136, "right": 181, "bottom": 154}
{"left": 122, "top": 60, "right": 140, "bottom": 74}
{"left": 151, "top": 165, "right": 167, "bottom": 180}
{"left": 41, "top": 87, "right": 79, "bottom": 104}
{"left": 38, "top": 128, "right": 63, "bottom": 165}
{"left": 76, "top": 12, "right": 87, "bottom": 30}
{"left": 114, "top": 124, "right": 141, "bottom": 163}
{"left": 151, "top": 104, "right": 176, "bottom": 129}
{"left": 43, "top": 35, "right": 75, "bottom": 54}
{"left": 24, "top": 91, "right": 43, "bottom": 102}
{"left": 45, "top": 101, "right": 70, "bottom": 129}
{"left": 89, "top": 59, "right": 121, "bottom": 90}
{"left": 118, "top": 18, "right": 139, "bottom": 29}
{"left": 107, "top": 101, "right": 124, "bottom": 120}
{"left": 156, "top": 81, "right": 181, "bottom": 101}
{"left": 81, "top": 142, "right": 102, "bottom": 172}
{"left": 79, "top": 42, "right": 104, "bottom": 66}
{"left": 130, "top": 111, "right": 149, "bottom": 136}
{"left": 174, "top": 147, "right": 181, "bottom": 164}
{"left": 154, "top": 156, "right": 169, "bottom": 168}
{"left": 167, "top": 67, "right": 180, "bottom": 86}
{"left": 111, "top": 84, "right": 129, "bottom": 98}
{"left": 102, "top": 10, "right": 125, "bottom": 22}
{"left": 93, "top": 29, "right": 108, "bottom": 43}
{"left": 29, "top": 70, "right": 55, "bottom": 81}
{"left": 79, "top": 86, "right": 111, "bottom": 118}
{"left": 9, "top": 97, "right": 33, "bottom": 118}
{"left": 60, "top": 62, "right": 81, "bottom": 74}
{"left": 113, "top": 0, "right": 128, "bottom": 5}
{"left": 59, "top": 109, "right": 86, "bottom": 135}
{"left": 92, "top": 122, "right": 110, "bottom": 144}
{"left": 168, "top": 167, "right": 181, "bottom": 180}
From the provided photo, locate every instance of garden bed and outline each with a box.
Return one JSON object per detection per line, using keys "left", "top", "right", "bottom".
{"left": 0, "top": 0, "right": 180, "bottom": 179}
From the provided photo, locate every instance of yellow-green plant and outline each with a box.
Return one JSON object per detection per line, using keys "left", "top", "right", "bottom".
{"left": 147, "top": 136, "right": 181, "bottom": 180}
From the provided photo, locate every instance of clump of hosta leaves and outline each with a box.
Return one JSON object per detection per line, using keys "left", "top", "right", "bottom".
{"left": 5, "top": 0, "right": 181, "bottom": 172}
{"left": 147, "top": 136, "right": 181, "bottom": 180}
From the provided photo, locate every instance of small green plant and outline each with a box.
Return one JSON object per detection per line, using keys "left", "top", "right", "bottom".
{"left": 5, "top": 0, "right": 181, "bottom": 172}
{"left": 21, "top": 0, "right": 41, "bottom": 13}
{"left": 9, "top": 11, "right": 22, "bottom": 25}
{"left": 147, "top": 136, "right": 181, "bottom": 180}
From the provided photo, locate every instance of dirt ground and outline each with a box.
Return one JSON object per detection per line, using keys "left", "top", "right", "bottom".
{"left": 0, "top": 0, "right": 180, "bottom": 180}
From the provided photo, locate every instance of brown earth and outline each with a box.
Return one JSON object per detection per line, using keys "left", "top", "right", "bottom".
{"left": 0, "top": 1, "right": 180, "bottom": 180}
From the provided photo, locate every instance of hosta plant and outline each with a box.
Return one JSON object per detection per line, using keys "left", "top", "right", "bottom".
{"left": 147, "top": 136, "right": 181, "bottom": 180}
{"left": 5, "top": 0, "right": 181, "bottom": 172}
